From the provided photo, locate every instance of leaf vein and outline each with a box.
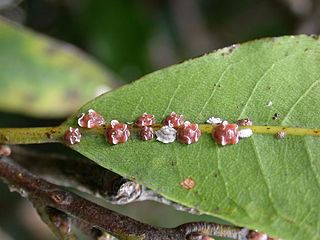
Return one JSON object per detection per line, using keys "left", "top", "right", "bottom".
{"left": 302, "top": 138, "right": 320, "bottom": 190}
{"left": 238, "top": 63, "right": 276, "bottom": 118}
{"left": 130, "top": 96, "right": 144, "bottom": 119}
{"left": 161, "top": 84, "right": 181, "bottom": 118}
{"left": 251, "top": 137, "right": 315, "bottom": 237}
{"left": 281, "top": 80, "right": 320, "bottom": 125}
{"left": 196, "top": 63, "right": 234, "bottom": 120}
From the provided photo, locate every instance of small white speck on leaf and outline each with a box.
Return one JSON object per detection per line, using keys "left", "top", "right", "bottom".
{"left": 267, "top": 101, "right": 272, "bottom": 107}
{"left": 206, "top": 116, "right": 222, "bottom": 125}
{"left": 239, "top": 128, "right": 253, "bottom": 138}
{"left": 155, "top": 126, "right": 177, "bottom": 144}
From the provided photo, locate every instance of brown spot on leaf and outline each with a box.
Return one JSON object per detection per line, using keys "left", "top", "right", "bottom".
{"left": 180, "top": 177, "right": 196, "bottom": 190}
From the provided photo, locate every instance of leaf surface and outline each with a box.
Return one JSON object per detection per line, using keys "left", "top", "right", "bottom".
{"left": 0, "top": 18, "right": 117, "bottom": 118}
{"left": 64, "top": 35, "right": 320, "bottom": 239}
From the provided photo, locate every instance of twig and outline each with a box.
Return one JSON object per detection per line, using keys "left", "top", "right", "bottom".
{"left": 9, "top": 146, "right": 199, "bottom": 214}
{"left": 0, "top": 156, "right": 249, "bottom": 240}
{"left": 10, "top": 146, "right": 120, "bottom": 198}
{"left": 34, "top": 204, "right": 78, "bottom": 240}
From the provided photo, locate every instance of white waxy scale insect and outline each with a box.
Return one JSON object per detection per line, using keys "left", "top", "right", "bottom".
{"left": 206, "top": 116, "right": 222, "bottom": 125}
{"left": 238, "top": 128, "right": 253, "bottom": 138}
{"left": 267, "top": 101, "right": 273, "bottom": 107}
{"left": 155, "top": 126, "right": 177, "bottom": 144}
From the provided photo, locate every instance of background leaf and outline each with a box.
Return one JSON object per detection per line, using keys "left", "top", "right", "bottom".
{"left": 63, "top": 35, "right": 320, "bottom": 240}
{"left": 0, "top": 18, "right": 118, "bottom": 118}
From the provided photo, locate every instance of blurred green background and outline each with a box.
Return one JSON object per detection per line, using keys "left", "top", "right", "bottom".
{"left": 0, "top": 0, "right": 319, "bottom": 239}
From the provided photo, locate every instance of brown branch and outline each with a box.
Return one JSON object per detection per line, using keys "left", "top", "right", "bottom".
{"left": 34, "top": 205, "right": 78, "bottom": 240}
{"left": 0, "top": 155, "right": 250, "bottom": 240}
{"left": 9, "top": 146, "right": 200, "bottom": 214}
{"left": 9, "top": 146, "right": 120, "bottom": 198}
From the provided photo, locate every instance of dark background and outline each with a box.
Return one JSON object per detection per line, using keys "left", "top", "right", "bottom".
{"left": 0, "top": 0, "right": 319, "bottom": 239}
{"left": 2, "top": 0, "right": 320, "bottom": 83}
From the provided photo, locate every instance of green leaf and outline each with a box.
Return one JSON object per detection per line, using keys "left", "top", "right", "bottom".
{"left": 0, "top": 18, "right": 118, "bottom": 118}
{"left": 63, "top": 35, "right": 320, "bottom": 239}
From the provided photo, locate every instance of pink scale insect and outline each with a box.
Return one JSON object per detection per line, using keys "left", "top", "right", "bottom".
{"left": 64, "top": 127, "right": 82, "bottom": 145}
{"left": 177, "top": 121, "right": 201, "bottom": 144}
{"left": 134, "top": 113, "right": 156, "bottom": 127}
{"left": 78, "top": 109, "right": 105, "bottom": 128}
{"left": 139, "top": 126, "right": 154, "bottom": 141}
{"left": 163, "top": 112, "right": 184, "bottom": 129}
{"left": 212, "top": 119, "right": 253, "bottom": 146}
{"left": 106, "top": 120, "right": 131, "bottom": 145}
{"left": 212, "top": 121, "right": 239, "bottom": 146}
{"left": 135, "top": 113, "right": 156, "bottom": 140}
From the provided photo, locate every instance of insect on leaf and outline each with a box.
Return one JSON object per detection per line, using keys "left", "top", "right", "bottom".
{"left": 62, "top": 35, "right": 320, "bottom": 240}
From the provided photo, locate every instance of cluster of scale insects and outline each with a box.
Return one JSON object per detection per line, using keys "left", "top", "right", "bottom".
{"left": 64, "top": 109, "right": 255, "bottom": 146}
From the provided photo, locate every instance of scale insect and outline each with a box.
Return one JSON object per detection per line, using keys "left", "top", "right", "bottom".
{"left": 177, "top": 121, "right": 201, "bottom": 144}
{"left": 139, "top": 126, "right": 154, "bottom": 141}
{"left": 135, "top": 113, "right": 156, "bottom": 127}
{"left": 64, "top": 127, "right": 81, "bottom": 145}
{"left": 106, "top": 120, "right": 131, "bottom": 145}
{"left": 212, "top": 121, "right": 239, "bottom": 146}
{"left": 163, "top": 112, "right": 184, "bottom": 129}
{"left": 78, "top": 109, "right": 105, "bottom": 128}
{"left": 155, "top": 126, "right": 177, "bottom": 144}
{"left": 275, "top": 131, "right": 286, "bottom": 140}
{"left": 68, "top": 110, "right": 257, "bottom": 147}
